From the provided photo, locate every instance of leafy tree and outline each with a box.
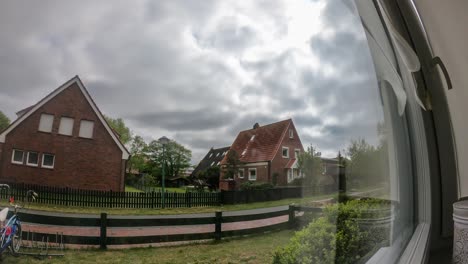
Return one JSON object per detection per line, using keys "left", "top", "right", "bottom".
{"left": 127, "top": 135, "right": 148, "bottom": 174}
{"left": 0, "top": 111, "right": 10, "bottom": 132}
{"left": 346, "top": 138, "right": 388, "bottom": 188}
{"left": 145, "top": 139, "right": 192, "bottom": 183}
{"left": 222, "top": 149, "right": 243, "bottom": 179}
{"left": 297, "top": 145, "right": 323, "bottom": 185}
{"left": 197, "top": 166, "right": 220, "bottom": 191}
{"left": 104, "top": 115, "right": 132, "bottom": 145}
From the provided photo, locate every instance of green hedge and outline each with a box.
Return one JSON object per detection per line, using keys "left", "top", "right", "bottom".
{"left": 273, "top": 199, "right": 391, "bottom": 264}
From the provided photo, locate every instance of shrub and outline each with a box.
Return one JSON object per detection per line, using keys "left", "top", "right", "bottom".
{"left": 239, "top": 181, "right": 274, "bottom": 190}
{"left": 273, "top": 198, "right": 391, "bottom": 264}
{"left": 287, "top": 178, "right": 303, "bottom": 187}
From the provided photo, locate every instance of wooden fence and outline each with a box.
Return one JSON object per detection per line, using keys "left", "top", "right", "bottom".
{"left": 0, "top": 183, "right": 220, "bottom": 208}
{"left": 4, "top": 205, "right": 313, "bottom": 248}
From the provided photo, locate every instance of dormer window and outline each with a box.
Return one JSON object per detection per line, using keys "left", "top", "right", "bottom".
{"left": 289, "top": 129, "right": 294, "bottom": 139}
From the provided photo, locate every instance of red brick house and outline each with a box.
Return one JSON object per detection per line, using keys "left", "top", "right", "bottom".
{"left": 0, "top": 76, "right": 130, "bottom": 191}
{"left": 219, "top": 119, "right": 304, "bottom": 190}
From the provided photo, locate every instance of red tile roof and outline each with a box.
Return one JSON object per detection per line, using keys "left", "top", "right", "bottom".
{"left": 223, "top": 119, "right": 292, "bottom": 163}
{"left": 285, "top": 159, "right": 297, "bottom": 169}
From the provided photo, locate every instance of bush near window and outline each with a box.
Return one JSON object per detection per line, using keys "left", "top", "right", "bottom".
{"left": 239, "top": 181, "right": 274, "bottom": 190}
{"left": 273, "top": 198, "right": 391, "bottom": 264}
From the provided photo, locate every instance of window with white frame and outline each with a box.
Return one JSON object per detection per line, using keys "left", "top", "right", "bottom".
{"left": 282, "top": 147, "right": 289, "bottom": 158}
{"left": 289, "top": 129, "right": 293, "bottom": 138}
{"left": 11, "top": 149, "right": 24, "bottom": 164}
{"left": 42, "top": 153, "right": 55, "bottom": 169}
{"left": 79, "top": 120, "right": 94, "bottom": 139}
{"left": 26, "top": 151, "right": 39, "bottom": 166}
{"left": 294, "top": 149, "right": 300, "bottom": 158}
{"left": 38, "top": 114, "right": 54, "bottom": 133}
{"left": 238, "top": 169, "right": 244, "bottom": 179}
{"left": 58, "top": 117, "right": 74, "bottom": 136}
{"left": 248, "top": 168, "right": 256, "bottom": 180}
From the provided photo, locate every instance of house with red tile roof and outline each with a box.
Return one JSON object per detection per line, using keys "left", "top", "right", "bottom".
{"left": 0, "top": 76, "right": 130, "bottom": 191}
{"left": 219, "top": 119, "right": 304, "bottom": 190}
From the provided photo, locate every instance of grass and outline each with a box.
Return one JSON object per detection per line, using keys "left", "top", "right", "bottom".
{"left": 124, "top": 186, "right": 142, "bottom": 192}
{"left": 1, "top": 193, "right": 335, "bottom": 216}
{"left": 2, "top": 230, "right": 294, "bottom": 264}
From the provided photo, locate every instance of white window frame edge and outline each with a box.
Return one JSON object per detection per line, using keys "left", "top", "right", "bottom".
{"left": 248, "top": 168, "right": 257, "bottom": 181}
{"left": 11, "top": 149, "right": 24, "bottom": 165}
{"left": 364, "top": 1, "right": 431, "bottom": 263}
{"left": 238, "top": 169, "right": 244, "bottom": 179}
{"left": 26, "top": 151, "right": 39, "bottom": 167}
{"left": 282, "top": 146, "right": 289, "bottom": 158}
{"left": 41, "top": 154, "right": 55, "bottom": 169}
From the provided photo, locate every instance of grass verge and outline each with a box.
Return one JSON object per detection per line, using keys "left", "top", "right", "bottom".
{"left": 3, "top": 230, "right": 294, "bottom": 264}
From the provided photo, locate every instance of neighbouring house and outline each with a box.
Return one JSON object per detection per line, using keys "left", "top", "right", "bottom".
{"left": 191, "top": 146, "right": 230, "bottom": 178}
{"left": 0, "top": 76, "right": 130, "bottom": 191}
{"left": 219, "top": 119, "right": 304, "bottom": 190}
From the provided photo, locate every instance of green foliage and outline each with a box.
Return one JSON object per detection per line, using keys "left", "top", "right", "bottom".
{"left": 346, "top": 139, "right": 388, "bottom": 189}
{"left": 272, "top": 172, "right": 279, "bottom": 186}
{"left": 239, "top": 181, "right": 274, "bottom": 190}
{"left": 104, "top": 115, "right": 132, "bottom": 144}
{"left": 222, "top": 150, "right": 243, "bottom": 179}
{"left": 0, "top": 111, "right": 10, "bottom": 132}
{"left": 197, "top": 166, "right": 220, "bottom": 191}
{"left": 287, "top": 178, "right": 303, "bottom": 186}
{"left": 297, "top": 145, "right": 323, "bottom": 186}
{"left": 145, "top": 139, "right": 192, "bottom": 182}
{"left": 128, "top": 135, "right": 148, "bottom": 173}
{"left": 273, "top": 199, "right": 391, "bottom": 264}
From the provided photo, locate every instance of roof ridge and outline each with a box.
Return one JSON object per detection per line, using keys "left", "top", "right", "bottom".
{"left": 238, "top": 118, "right": 291, "bottom": 133}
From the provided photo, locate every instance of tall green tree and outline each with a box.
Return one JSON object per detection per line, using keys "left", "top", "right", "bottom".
{"left": 197, "top": 166, "right": 220, "bottom": 191}
{"left": 222, "top": 149, "right": 243, "bottom": 179}
{"left": 145, "top": 139, "right": 192, "bottom": 182}
{"left": 104, "top": 115, "right": 132, "bottom": 145}
{"left": 346, "top": 138, "right": 387, "bottom": 188}
{"left": 297, "top": 145, "right": 323, "bottom": 185}
{"left": 0, "top": 111, "right": 10, "bottom": 132}
{"left": 128, "top": 135, "right": 148, "bottom": 174}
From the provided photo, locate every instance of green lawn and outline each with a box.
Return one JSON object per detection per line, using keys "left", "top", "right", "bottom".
{"left": 3, "top": 230, "right": 294, "bottom": 264}
{"left": 1, "top": 193, "right": 335, "bottom": 215}
{"left": 124, "top": 186, "right": 143, "bottom": 192}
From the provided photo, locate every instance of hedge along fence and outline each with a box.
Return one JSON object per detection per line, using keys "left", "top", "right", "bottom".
{"left": 0, "top": 183, "right": 220, "bottom": 208}
{"left": 221, "top": 184, "right": 337, "bottom": 204}
{"left": 4, "top": 206, "right": 300, "bottom": 248}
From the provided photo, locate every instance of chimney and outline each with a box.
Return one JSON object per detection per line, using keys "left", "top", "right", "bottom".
{"left": 253, "top": 123, "right": 260, "bottom": 129}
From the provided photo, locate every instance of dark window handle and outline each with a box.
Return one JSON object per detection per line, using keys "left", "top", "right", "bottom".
{"left": 431, "top": 56, "right": 453, "bottom": 90}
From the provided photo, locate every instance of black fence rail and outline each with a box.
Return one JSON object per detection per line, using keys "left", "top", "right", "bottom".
{"left": 221, "top": 184, "right": 337, "bottom": 204}
{"left": 5, "top": 206, "right": 300, "bottom": 248}
{"left": 0, "top": 183, "right": 220, "bottom": 208}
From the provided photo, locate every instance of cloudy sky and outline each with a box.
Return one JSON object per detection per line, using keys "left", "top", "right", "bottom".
{"left": 0, "top": 0, "right": 384, "bottom": 164}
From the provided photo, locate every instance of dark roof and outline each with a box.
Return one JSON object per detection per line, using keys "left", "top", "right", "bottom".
{"left": 222, "top": 119, "right": 292, "bottom": 164}
{"left": 191, "top": 146, "right": 230, "bottom": 177}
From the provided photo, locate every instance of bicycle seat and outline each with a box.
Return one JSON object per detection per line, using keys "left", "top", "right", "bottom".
{"left": 0, "top": 208, "right": 8, "bottom": 222}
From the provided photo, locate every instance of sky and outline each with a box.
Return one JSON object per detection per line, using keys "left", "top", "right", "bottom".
{"left": 0, "top": 0, "right": 385, "bottom": 164}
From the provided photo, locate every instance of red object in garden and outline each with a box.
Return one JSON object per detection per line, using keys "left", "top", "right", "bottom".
{"left": 9, "top": 196, "right": 14, "bottom": 204}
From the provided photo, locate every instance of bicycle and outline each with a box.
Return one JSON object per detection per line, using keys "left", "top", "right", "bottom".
{"left": 0, "top": 184, "right": 37, "bottom": 257}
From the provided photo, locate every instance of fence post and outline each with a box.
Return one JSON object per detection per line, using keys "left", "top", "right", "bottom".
{"left": 215, "top": 211, "right": 222, "bottom": 241}
{"left": 100, "top": 212, "right": 108, "bottom": 249}
{"left": 187, "top": 192, "right": 192, "bottom": 208}
{"left": 288, "top": 204, "right": 296, "bottom": 229}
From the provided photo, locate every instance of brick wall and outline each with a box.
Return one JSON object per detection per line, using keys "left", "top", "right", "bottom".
{"left": 0, "top": 83, "right": 124, "bottom": 191}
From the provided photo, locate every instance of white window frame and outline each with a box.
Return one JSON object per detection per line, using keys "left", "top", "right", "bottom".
{"left": 79, "top": 120, "right": 94, "bottom": 139}
{"left": 294, "top": 149, "right": 300, "bottom": 158}
{"left": 38, "top": 113, "right": 54, "bottom": 133}
{"left": 11, "top": 149, "right": 24, "bottom": 165}
{"left": 289, "top": 129, "right": 294, "bottom": 138}
{"left": 41, "top": 153, "right": 55, "bottom": 169}
{"left": 238, "top": 169, "right": 244, "bottom": 179}
{"left": 26, "top": 151, "right": 39, "bottom": 167}
{"left": 282, "top": 147, "right": 289, "bottom": 158}
{"left": 58, "top": 116, "right": 74, "bottom": 136}
{"left": 248, "top": 168, "right": 256, "bottom": 181}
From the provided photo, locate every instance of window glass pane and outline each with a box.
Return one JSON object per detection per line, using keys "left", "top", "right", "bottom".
{"left": 12, "top": 150, "right": 24, "bottom": 163}
{"left": 58, "top": 117, "right": 74, "bottom": 136}
{"left": 38, "top": 114, "right": 54, "bottom": 133}
{"left": 42, "top": 154, "right": 55, "bottom": 168}
{"left": 27, "top": 152, "right": 38, "bottom": 165}
{"left": 79, "top": 120, "right": 94, "bottom": 138}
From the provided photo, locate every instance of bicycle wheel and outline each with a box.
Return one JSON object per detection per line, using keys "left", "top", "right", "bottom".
{"left": 9, "top": 224, "right": 21, "bottom": 256}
